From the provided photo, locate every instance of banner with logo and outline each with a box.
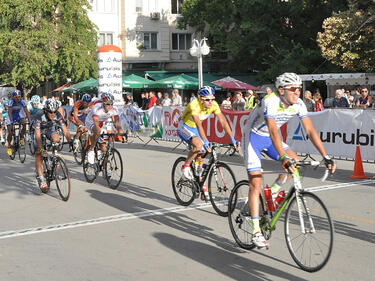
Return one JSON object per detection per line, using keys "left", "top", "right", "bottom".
{"left": 286, "top": 109, "right": 375, "bottom": 161}
{"left": 202, "top": 109, "right": 251, "bottom": 143}
{"left": 161, "top": 106, "right": 184, "bottom": 140}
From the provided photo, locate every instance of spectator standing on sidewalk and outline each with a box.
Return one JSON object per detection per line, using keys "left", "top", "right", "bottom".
{"left": 171, "top": 89, "right": 182, "bottom": 106}
{"left": 332, "top": 89, "right": 349, "bottom": 108}
{"left": 303, "top": 90, "right": 315, "bottom": 112}
{"left": 162, "top": 93, "right": 172, "bottom": 106}
{"left": 356, "top": 87, "right": 372, "bottom": 108}
{"left": 244, "top": 90, "right": 257, "bottom": 110}
{"left": 148, "top": 91, "right": 157, "bottom": 109}
{"left": 313, "top": 92, "right": 324, "bottom": 111}
{"left": 232, "top": 91, "right": 245, "bottom": 111}
{"left": 156, "top": 92, "right": 163, "bottom": 106}
{"left": 221, "top": 92, "right": 232, "bottom": 110}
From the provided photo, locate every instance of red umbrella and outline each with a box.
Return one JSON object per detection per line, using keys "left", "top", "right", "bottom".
{"left": 212, "top": 76, "right": 259, "bottom": 91}
{"left": 52, "top": 83, "right": 71, "bottom": 92}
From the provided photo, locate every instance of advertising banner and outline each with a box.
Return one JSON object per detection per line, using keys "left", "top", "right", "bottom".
{"left": 286, "top": 109, "right": 375, "bottom": 161}
{"left": 161, "top": 106, "right": 184, "bottom": 141}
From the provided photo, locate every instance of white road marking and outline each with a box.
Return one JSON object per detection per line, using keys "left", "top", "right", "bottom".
{"left": 0, "top": 179, "right": 373, "bottom": 240}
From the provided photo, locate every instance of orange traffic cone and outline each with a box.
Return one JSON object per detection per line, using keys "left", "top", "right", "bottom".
{"left": 350, "top": 145, "right": 368, "bottom": 179}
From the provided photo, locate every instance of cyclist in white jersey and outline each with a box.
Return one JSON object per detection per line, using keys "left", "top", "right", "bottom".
{"left": 242, "top": 72, "right": 336, "bottom": 248}
{"left": 85, "top": 93, "right": 124, "bottom": 164}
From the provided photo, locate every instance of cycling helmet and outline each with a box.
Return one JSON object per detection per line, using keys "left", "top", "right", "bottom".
{"left": 31, "top": 95, "right": 40, "bottom": 104}
{"left": 101, "top": 92, "right": 114, "bottom": 103}
{"left": 275, "top": 72, "right": 302, "bottom": 88}
{"left": 44, "top": 98, "right": 59, "bottom": 113}
{"left": 198, "top": 86, "right": 215, "bottom": 97}
{"left": 82, "top": 93, "right": 92, "bottom": 103}
{"left": 12, "top": 90, "right": 22, "bottom": 97}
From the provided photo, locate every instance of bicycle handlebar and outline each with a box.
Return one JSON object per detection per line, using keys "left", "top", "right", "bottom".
{"left": 295, "top": 160, "right": 330, "bottom": 182}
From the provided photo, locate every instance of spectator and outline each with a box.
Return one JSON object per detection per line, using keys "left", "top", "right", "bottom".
{"left": 171, "top": 89, "right": 182, "bottom": 106}
{"left": 303, "top": 90, "right": 315, "bottom": 112}
{"left": 221, "top": 92, "right": 232, "bottom": 110}
{"left": 232, "top": 91, "right": 245, "bottom": 111}
{"left": 147, "top": 91, "right": 157, "bottom": 109}
{"left": 162, "top": 93, "right": 172, "bottom": 106}
{"left": 190, "top": 93, "right": 197, "bottom": 102}
{"left": 156, "top": 92, "right": 163, "bottom": 106}
{"left": 141, "top": 92, "right": 149, "bottom": 110}
{"left": 313, "top": 92, "right": 324, "bottom": 112}
{"left": 67, "top": 94, "right": 74, "bottom": 106}
{"left": 356, "top": 87, "right": 372, "bottom": 108}
{"left": 332, "top": 89, "right": 349, "bottom": 108}
{"left": 345, "top": 90, "right": 355, "bottom": 108}
{"left": 244, "top": 89, "right": 257, "bottom": 110}
{"left": 266, "top": 87, "right": 273, "bottom": 95}
{"left": 353, "top": 88, "right": 361, "bottom": 105}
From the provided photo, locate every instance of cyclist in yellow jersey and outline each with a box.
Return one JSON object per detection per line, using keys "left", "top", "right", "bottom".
{"left": 178, "top": 86, "right": 239, "bottom": 180}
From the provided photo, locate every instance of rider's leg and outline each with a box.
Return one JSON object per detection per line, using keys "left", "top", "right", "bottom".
{"left": 7, "top": 124, "right": 13, "bottom": 146}
{"left": 185, "top": 136, "right": 202, "bottom": 165}
{"left": 248, "top": 172, "right": 263, "bottom": 234}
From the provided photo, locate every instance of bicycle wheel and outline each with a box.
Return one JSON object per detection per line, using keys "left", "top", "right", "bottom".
{"left": 228, "top": 180, "right": 263, "bottom": 250}
{"left": 18, "top": 140, "right": 26, "bottom": 163}
{"left": 104, "top": 148, "right": 123, "bottom": 189}
{"left": 285, "top": 191, "right": 334, "bottom": 272}
{"left": 171, "top": 157, "right": 195, "bottom": 206}
{"left": 54, "top": 156, "right": 71, "bottom": 201}
{"left": 73, "top": 138, "right": 84, "bottom": 165}
{"left": 41, "top": 158, "right": 51, "bottom": 194}
{"left": 82, "top": 149, "right": 98, "bottom": 183}
{"left": 28, "top": 140, "right": 35, "bottom": 155}
{"left": 207, "top": 161, "right": 236, "bottom": 217}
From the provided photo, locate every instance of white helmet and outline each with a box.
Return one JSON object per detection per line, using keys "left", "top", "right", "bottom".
{"left": 275, "top": 72, "right": 302, "bottom": 88}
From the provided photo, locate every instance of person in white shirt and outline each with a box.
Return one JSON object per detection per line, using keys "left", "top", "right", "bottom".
{"left": 162, "top": 93, "right": 172, "bottom": 106}
{"left": 171, "top": 89, "right": 182, "bottom": 106}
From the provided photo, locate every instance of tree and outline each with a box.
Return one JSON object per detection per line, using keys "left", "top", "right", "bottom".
{"left": 0, "top": 0, "right": 98, "bottom": 94}
{"left": 317, "top": 0, "right": 375, "bottom": 71}
{"left": 179, "top": 0, "right": 347, "bottom": 83}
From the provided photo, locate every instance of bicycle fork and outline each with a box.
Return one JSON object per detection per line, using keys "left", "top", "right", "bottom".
{"left": 295, "top": 191, "right": 316, "bottom": 234}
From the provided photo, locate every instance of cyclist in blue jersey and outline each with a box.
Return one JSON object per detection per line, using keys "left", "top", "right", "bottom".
{"left": 6, "top": 90, "right": 31, "bottom": 156}
{"left": 241, "top": 73, "right": 336, "bottom": 248}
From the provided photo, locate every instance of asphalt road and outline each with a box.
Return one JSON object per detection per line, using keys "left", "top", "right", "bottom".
{"left": 0, "top": 137, "right": 374, "bottom": 281}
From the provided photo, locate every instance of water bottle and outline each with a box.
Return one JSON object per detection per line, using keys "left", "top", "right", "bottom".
{"left": 274, "top": 190, "right": 286, "bottom": 209}
{"left": 202, "top": 184, "right": 209, "bottom": 200}
{"left": 46, "top": 155, "right": 53, "bottom": 170}
{"left": 263, "top": 185, "right": 275, "bottom": 211}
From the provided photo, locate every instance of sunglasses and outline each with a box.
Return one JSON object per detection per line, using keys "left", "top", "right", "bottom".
{"left": 284, "top": 86, "right": 302, "bottom": 92}
{"left": 14, "top": 95, "right": 21, "bottom": 98}
{"left": 202, "top": 98, "right": 215, "bottom": 102}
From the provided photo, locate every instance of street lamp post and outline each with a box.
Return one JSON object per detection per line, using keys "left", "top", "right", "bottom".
{"left": 190, "top": 38, "right": 210, "bottom": 88}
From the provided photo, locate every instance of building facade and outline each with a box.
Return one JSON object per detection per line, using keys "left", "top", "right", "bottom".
{"left": 88, "top": 0, "right": 206, "bottom": 72}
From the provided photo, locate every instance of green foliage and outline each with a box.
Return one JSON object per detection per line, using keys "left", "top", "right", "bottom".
{"left": 179, "top": 0, "right": 347, "bottom": 83}
{"left": 0, "top": 0, "right": 98, "bottom": 92}
{"left": 317, "top": 0, "right": 375, "bottom": 71}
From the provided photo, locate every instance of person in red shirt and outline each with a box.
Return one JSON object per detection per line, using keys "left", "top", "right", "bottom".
{"left": 148, "top": 91, "right": 157, "bottom": 109}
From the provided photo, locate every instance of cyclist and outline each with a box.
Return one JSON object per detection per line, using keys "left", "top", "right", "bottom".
{"left": 242, "top": 72, "right": 336, "bottom": 249}
{"left": 0, "top": 97, "right": 9, "bottom": 144}
{"left": 33, "top": 99, "right": 73, "bottom": 191}
{"left": 69, "top": 93, "right": 92, "bottom": 150}
{"left": 27, "top": 95, "right": 43, "bottom": 119}
{"left": 6, "top": 90, "right": 31, "bottom": 156}
{"left": 85, "top": 92, "right": 124, "bottom": 164}
{"left": 177, "top": 86, "right": 239, "bottom": 180}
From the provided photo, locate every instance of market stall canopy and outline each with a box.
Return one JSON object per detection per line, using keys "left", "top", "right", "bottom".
{"left": 123, "top": 74, "right": 153, "bottom": 89}
{"left": 61, "top": 78, "right": 98, "bottom": 93}
{"left": 149, "top": 74, "right": 199, "bottom": 89}
{"left": 212, "top": 76, "right": 260, "bottom": 91}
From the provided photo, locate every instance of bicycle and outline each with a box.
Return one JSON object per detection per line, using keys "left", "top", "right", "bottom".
{"left": 40, "top": 136, "right": 71, "bottom": 201}
{"left": 9, "top": 122, "right": 26, "bottom": 163}
{"left": 171, "top": 143, "right": 237, "bottom": 217}
{"left": 228, "top": 161, "right": 333, "bottom": 272}
{"left": 26, "top": 122, "right": 35, "bottom": 155}
{"left": 82, "top": 132, "right": 126, "bottom": 189}
{"left": 56, "top": 124, "right": 65, "bottom": 151}
{"left": 72, "top": 126, "right": 89, "bottom": 165}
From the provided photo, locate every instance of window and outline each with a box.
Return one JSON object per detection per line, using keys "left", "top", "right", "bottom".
{"left": 139, "top": 32, "right": 158, "bottom": 50}
{"left": 171, "top": 0, "right": 184, "bottom": 14}
{"left": 172, "top": 33, "right": 191, "bottom": 50}
{"left": 94, "top": 0, "right": 113, "bottom": 12}
{"left": 99, "top": 32, "right": 113, "bottom": 46}
{"left": 136, "top": 0, "right": 143, "bottom": 13}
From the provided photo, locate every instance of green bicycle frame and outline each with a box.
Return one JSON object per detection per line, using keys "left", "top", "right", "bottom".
{"left": 267, "top": 168, "right": 300, "bottom": 230}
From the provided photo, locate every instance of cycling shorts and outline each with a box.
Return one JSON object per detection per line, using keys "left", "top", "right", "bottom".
{"left": 6, "top": 115, "right": 23, "bottom": 126}
{"left": 242, "top": 131, "right": 289, "bottom": 172}
{"left": 69, "top": 113, "right": 87, "bottom": 125}
{"left": 177, "top": 120, "right": 204, "bottom": 145}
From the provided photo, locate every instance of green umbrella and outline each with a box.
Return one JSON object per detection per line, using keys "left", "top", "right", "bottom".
{"left": 122, "top": 74, "right": 153, "bottom": 89}
{"left": 61, "top": 78, "right": 98, "bottom": 93}
{"left": 149, "top": 74, "right": 199, "bottom": 89}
